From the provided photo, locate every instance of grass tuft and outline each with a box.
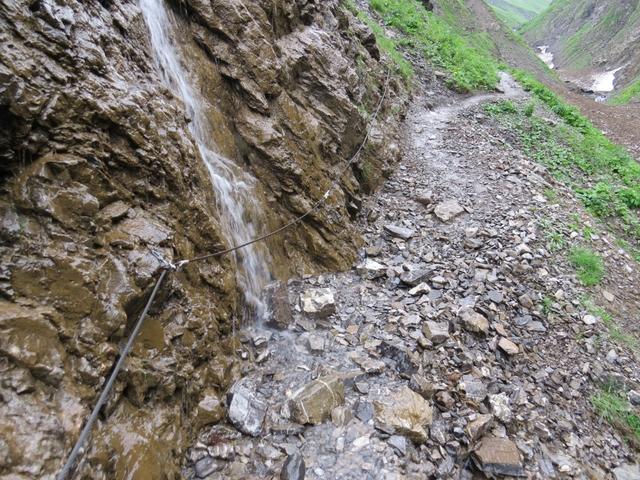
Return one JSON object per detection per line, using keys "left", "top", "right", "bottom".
{"left": 569, "top": 247, "right": 604, "bottom": 286}
{"left": 592, "top": 387, "right": 640, "bottom": 445}
{"left": 367, "top": 0, "right": 499, "bottom": 92}
{"left": 609, "top": 78, "right": 640, "bottom": 105}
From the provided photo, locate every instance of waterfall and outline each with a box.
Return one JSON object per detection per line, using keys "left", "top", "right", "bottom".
{"left": 139, "top": 0, "right": 272, "bottom": 321}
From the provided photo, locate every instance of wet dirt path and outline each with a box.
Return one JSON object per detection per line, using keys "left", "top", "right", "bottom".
{"left": 184, "top": 75, "right": 640, "bottom": 480}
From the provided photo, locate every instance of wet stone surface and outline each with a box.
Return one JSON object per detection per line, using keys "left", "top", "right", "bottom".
{"left": 183, "top": 76, "right": 640, "bottom": 479}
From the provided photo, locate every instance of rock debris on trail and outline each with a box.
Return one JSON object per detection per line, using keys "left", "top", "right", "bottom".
{"left": 184, "top": 76, "right": 640, "bottom": 479}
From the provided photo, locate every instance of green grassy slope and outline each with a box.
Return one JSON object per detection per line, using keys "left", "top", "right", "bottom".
{"left": 610, "top": 78, "right": 640, "bottom": 105}
{"left": 485, "top": 0, "right": 552, "bottom": 29}
{"left": 356, "top": 0, "right": 640, "bottom": 245}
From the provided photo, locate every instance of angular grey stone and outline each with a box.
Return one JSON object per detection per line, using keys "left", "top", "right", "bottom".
{"left": 264, "top": 281, "right": 293, "bottom": 329}
{"left": 409, "top": 374, "right": 434, "bottom": 400}
{"left": 354, "top": 399, "right": 374, "bottom": 422}
{"left": 487, "top": 290, "right": 503, "bottom": 303}
{"left": 414, "top": 190, "right": 434, "bottom": 206}
{"left": 614, "top": 464, "right": 640, "bottom": 480}
{"left": 408, "top": 282, "right": 431, "bottom": 296}
{"left": 388, "top": 435, "right": 408, "bottom": 456}
{"left": 228, "top": 381, "right": 267, "bottom": 437}
{"left": 434, "top": 199, "right": 464, "bottom": 222}
{"left": 527, "top": 321, "right": 547, "bottom": 332}
{"left": 459, "top": 374, "right": 487, "bottom": 403}
{"left": 465, "top": 414, "right": 493, "bottom": 442}
{"left": 290, "top": 375, "right": 345, "bottom": 425}
{"left": 300, "top": 288, "right": 336, "bottom": 318}
{"left": 473, "top": 437, "right": 524, "bottom": 477}
{"left": 400, "top": 269, "right": 429, "bottom": 286}
{"left": 498, "top": 337, "right": 519, "bottom": 356}
{"left": 518, "top": 294, "right": 534, "bottom": 310}
{"left": 281, "top": 453, "right": 305, "bottom": 480}
{"left": 374, "top": 386, "right": 433, "bottom": 443}
{"left": 459, "top": 309, "right": 489, "bottom": 335}
{"left": 356, "top": 259, "right": 386, "bottom": 280}
{"left": 422, "top": 321, "right": 449, "bottom": 345}
{"left": 307, "top": 335, "right": 325, "bottom": 354}
{"left": 384, "top": 224, "right": 415, "bottom": 240}
{"left": 488, "top": 393, "right": 512, "bottom": 423}
{"left": 195, "top": 456, "right": 223, "bottom": 478}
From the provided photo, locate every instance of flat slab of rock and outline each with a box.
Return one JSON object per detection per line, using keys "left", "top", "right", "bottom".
{"left": 264, "top": 281, "right": 293, "bottom": 329}
{"left": 422, "top": 321, "right": 449, "bottom": 344}
{"left": 356, "top": 259, "right": 386, "bottom": 280}
{"left": 290, "top": 375, "right": 345, "bottom": 425}
{"left": 459, "top": 308, "right": 489, "bottom": 335}
{"left": 434, "top": 199, "right": 464, "bottom": 222}
{"left": 400, "top": 269, "right": 429, "bottom": 286}
{"left": 459, "top": 374, "right": 487, "bottom": 403}
{"left": 384, "top": 224, "right": 415, "bottom": 240}
{"left": 465, "top": 414, "right": 493, "bottom": 442}
{"left": 374, "top": 386, "right": 433, "bottom": 443}
{"left": 473, "top": 437, "right": 525, "bottom": 477}
{"left": 498, "top": 337, "right": 519, "bottom": 355}
{"left": 228, "top": 380, "right": 267, "bottom": 437}
{"left": 300, "top": 288, "right": 336, "bottom": 318}
{"left": 614, "top": 464, "right": 640, "bottom": 480}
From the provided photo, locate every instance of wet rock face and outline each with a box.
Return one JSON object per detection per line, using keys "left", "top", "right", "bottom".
{"left": 0, "top": 0, "right": 403, "bottom": 478}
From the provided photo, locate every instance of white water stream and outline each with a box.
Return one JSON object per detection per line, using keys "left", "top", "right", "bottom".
{"left": 536, "top": 45, "right": 555, "bottom": 69}
{"left": 139, "top": 0, "right": 271, "bottom": 320}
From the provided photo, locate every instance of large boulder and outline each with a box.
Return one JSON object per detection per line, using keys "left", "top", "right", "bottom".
{"left": 374, "top": 386, "right": 433, "bottom": 443}
{"left": 290, "top": 375, "right": 345, "bottom": 425}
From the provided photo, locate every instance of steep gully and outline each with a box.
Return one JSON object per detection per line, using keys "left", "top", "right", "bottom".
{"left": 182, "top": 73, "right": 640, "bottom": 478}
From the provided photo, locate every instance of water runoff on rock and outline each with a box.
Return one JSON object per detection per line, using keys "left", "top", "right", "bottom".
{"left": 139, "top": 0, "right": 271, "bottom": 321}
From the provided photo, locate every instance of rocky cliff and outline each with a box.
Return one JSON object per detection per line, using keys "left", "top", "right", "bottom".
{"left": 0, "top": 0, "right": 405, "bottom": 477}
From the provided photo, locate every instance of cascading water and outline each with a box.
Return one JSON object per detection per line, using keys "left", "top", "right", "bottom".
{"left": 139, "top": 0, "right": 272, "bottom": 320}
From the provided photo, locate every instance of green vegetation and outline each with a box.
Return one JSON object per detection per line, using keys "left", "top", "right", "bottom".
{"left": 367, "top": 0, "right": 499, "bottom": 91}
{"left": 609, "top": 78, "right": 640, "bottom": 105}
{"left": 486, "top": 0, "right": 552, "bottom": 29}
{"left": 543, "top": 187, "right": 558, "bottom": 202}
{"left": 583, "top": 298, "right": 638, "bottom": 349}
{"left": 344, "top": 1, "right": 414, "bottom": 80}
{"left": 569, "top": 247, "right": 604, "bottom": 285}
{"left": 592, "top": 386, "right": 640, "bottom": 445}
{"left": 485, "top": 71, "right": 640, "bottom": 244}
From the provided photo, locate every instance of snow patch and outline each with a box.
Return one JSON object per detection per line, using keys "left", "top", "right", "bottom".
{"left": 591, "top": 67, "right": 623, "bottom": 92}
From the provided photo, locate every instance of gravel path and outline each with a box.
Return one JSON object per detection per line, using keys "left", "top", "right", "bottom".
{"left": 184, "top": 75, "right": 640, "bottom": 480}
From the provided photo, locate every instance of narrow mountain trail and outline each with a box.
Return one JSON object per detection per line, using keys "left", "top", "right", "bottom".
{"left": 184, "top": 76, "right": 640, "bottom": 479}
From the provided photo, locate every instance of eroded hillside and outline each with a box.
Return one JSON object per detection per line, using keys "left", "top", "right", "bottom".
{"left": 522, "top": 0, "right": 640, "bottom": 100}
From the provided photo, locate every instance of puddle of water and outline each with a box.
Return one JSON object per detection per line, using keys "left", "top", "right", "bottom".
{"left": 591, "top": 67, "right": 623, "bottom": 92}
{"left": 537, "top": 45, "right": 555, "bottom": 69}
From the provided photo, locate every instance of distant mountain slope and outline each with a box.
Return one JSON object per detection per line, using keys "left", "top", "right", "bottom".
{"left": 521, "top": 0, "right": 640, "bottom": 98}
{"left": 485, "top": 0, "right": 552, "bottom": 29}
{"left": 432, "top": 0, "right": 556, "bottom": 83}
